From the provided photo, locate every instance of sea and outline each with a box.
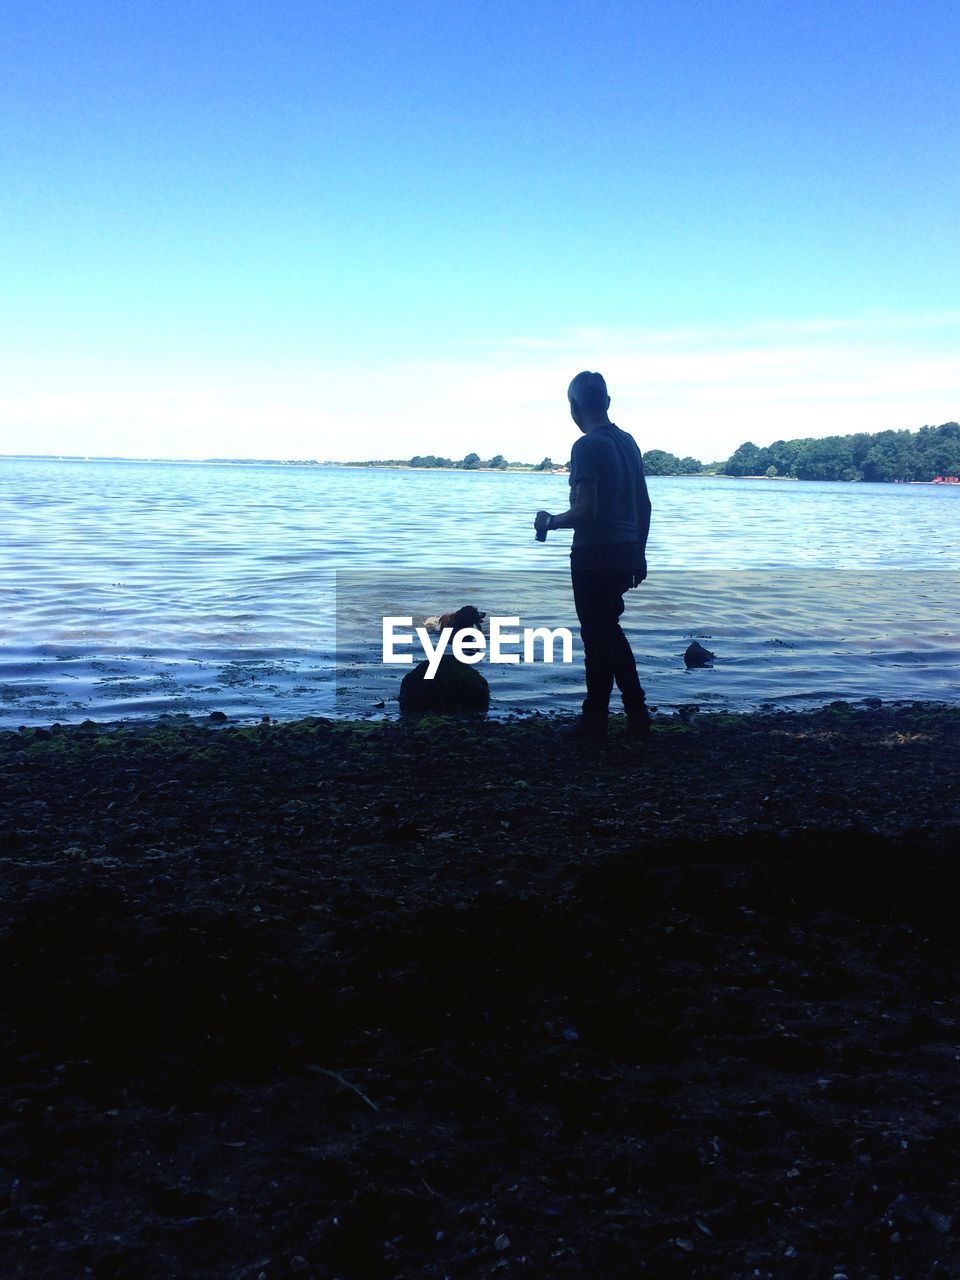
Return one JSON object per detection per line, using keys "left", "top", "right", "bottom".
{"left": 1, "top": 455, "right": 958, "bottom": 726}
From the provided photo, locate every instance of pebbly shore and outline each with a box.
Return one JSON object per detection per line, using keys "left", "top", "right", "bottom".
{"left": 1, "top": 704, "right": 959, "bottom": 1279}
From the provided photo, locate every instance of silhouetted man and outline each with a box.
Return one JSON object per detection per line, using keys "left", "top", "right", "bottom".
{"left": 535, "top": 371, "right": 652, "bottom": 740}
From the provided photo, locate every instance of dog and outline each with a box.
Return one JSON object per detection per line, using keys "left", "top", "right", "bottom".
{"left": 398, "top": 605, "right": 489, "bottom": 713}
{"left": 423, "top": 605, "right": 486, "bottom": 635}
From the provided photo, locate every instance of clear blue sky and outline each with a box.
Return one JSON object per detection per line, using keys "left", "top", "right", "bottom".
{"left": 2, "top": 0, "right": 958, "bottom": 462}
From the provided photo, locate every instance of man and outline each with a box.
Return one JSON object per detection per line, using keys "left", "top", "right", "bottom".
{"left": 535, "top": 371, "right": 652, "bottom": 740}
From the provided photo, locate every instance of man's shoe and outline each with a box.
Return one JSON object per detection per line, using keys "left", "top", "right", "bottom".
{"left": 624, "top": 713, "right": 652, "bottom": 739}
{"left": 558, "top": 715, "right": 607, "bottom": 742}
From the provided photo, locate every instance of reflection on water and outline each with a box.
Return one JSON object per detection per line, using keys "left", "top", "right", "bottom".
{"left": 1, "top": 456, "right": 959, "bottom": 724}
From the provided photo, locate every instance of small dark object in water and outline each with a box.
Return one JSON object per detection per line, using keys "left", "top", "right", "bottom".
{"left": 684, "top": 641, "right": 715, "bottom": 668}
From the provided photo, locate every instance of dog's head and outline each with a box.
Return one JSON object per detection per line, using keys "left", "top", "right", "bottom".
{"left": 435, "top": 605, "right": 486, "bottom": 634}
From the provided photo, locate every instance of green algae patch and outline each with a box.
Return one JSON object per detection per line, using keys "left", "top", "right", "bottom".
{"left": 697, "top": 712, "right": 744, "bottom": 730}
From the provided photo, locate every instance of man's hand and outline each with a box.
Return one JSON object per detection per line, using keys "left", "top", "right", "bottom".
{"left": 534, "top": 510, "right": 552, "bottom": 537}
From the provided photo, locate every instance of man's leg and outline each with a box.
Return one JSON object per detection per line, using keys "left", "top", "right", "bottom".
{"left": 572, "top": 565, "right": 648, "bottom": 732}
{"left": 609, "top": 581, "right": 647, "bottom": 723}
{"left": 571, "top": 566, "right": 628, "bottom": 727}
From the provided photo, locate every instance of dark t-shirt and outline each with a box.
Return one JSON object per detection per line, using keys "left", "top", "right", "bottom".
{"left": 568, "top": 423, "right": 648, "bottom": 562}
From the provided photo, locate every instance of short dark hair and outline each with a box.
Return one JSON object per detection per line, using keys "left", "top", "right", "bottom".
{"left": 568, "top": 370, "right": 608, "bottom": 413}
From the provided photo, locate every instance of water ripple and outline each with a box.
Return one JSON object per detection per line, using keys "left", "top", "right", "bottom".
{"left": 1, "top": 457, "right": 958, "bottom": 724}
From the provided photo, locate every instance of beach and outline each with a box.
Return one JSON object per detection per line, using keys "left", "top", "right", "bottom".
{"left": 2, "top": 704, "right": 959, "bottom": 1278}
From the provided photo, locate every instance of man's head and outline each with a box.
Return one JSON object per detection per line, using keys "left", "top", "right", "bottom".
{"left": 567, "top": 371, "right": 611, "bottom": 431}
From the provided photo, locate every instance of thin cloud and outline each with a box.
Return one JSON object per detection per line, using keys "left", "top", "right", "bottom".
{"left": 485, "top": 309, "right": 960, "bottom": 353}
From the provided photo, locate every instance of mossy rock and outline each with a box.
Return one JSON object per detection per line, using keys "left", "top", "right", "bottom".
{"left": 399, "top": 655, "right": 490, "bottom": 714}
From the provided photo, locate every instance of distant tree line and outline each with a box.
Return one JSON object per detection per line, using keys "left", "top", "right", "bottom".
{"left": 339, "top": 422, "right": 960, "bottom": 482}
{"left": 343, "top": 454, "right": 565, "bottom": 471}
{"left": 642, "top": 450, "right": 705, "bottom": 476}
{"left": 720, "top": 422, "right": 960, "bottom": 482}
{"left": 410, "top": 452, "right": 508, "bottom": 470}
{"left": 640, "top": 421, "right": 960, "bottom": 481}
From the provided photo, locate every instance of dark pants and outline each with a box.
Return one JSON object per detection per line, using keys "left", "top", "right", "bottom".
{"left": 571, "top": 562, "right": 646, "bottom": 725}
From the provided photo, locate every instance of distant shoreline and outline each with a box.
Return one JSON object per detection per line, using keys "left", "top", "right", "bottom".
{"left": 3, "top": 455, "right": 958, "bottom": 484}
{"left": 0, "top": 454, "right": 565, "bottom": 474}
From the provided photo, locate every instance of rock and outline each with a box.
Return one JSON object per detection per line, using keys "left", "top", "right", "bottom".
{"left": 399, "top": 654, "right": 490, "bottom": 714}
{"left": 924, "top": 1207, "right": 953, "bottom": 1234}
{"left": 887, "top": 1193, "right": 922, "bottom": 1225}
{"left": 208, "top": 710, "right": 228, "bottom": 722}
{"left": 684, "top": 641, "right": 714, "bottom": 668}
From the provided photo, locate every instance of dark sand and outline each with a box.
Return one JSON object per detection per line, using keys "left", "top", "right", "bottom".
{"left": 2, "top": 703, "right": 959, "bottom": 1279}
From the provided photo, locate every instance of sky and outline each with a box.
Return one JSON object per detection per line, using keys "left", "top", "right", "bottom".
{"left": 1, "top": 0, "right": 959, "bottom": 464}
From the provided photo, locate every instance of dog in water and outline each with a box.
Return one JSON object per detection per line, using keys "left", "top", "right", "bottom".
{"left": 399, "top": 605, "right": 489, "bottom": 713}
{"left": 423, "top": 604, "right": 486, "bottom": 635}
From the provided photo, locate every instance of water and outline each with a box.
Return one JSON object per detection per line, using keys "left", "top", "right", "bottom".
{"left": 1, "top": 455, "right": 958, "bottom": 725}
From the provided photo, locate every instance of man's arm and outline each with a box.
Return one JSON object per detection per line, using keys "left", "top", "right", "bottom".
{"left": 636, "top": 471, "right": 652, "bottom": 553}
{"left": 629, "top": 464, "right": 652, "bottom": 583}
{"left": 535, "top": 481, "right": 597, "bottom": 536}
